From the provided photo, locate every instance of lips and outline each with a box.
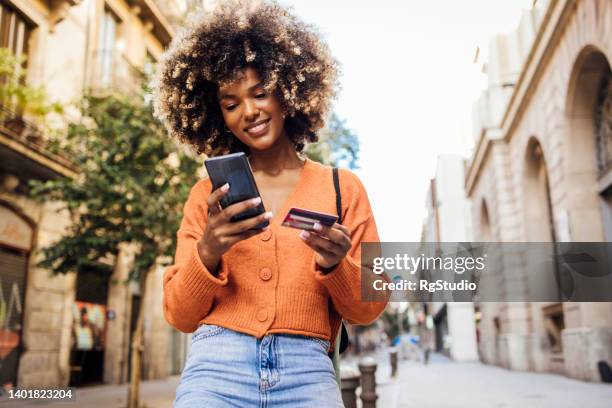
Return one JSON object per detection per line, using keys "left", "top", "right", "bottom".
{"left": 244, "top": 119, "right": 270, "bottom": 137}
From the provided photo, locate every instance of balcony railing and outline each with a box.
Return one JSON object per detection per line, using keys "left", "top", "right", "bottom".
{"left": 89, "top": 50, "right": 144, "bottom": 97}
{"left": 0, "top": 102, "right": 76, "bottom": 174}
{"left": 0, "top": 103, "right": 45, "bottom": 147}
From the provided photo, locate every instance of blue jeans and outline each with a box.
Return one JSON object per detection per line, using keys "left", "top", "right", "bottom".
{"left": 174, "top": 324, "right": 344, "bottom": 407}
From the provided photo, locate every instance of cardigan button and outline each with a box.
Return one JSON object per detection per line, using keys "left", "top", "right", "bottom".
{"left": 256, "top": 308, "right": 268, "bottom": 322}
{"left": 260, "top": 268, "right": 272, "bottom": 281}
{"left": 260, "top": 229, "right": 272, "bottom": 241}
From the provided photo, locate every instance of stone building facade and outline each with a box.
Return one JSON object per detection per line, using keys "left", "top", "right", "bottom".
{"left": 0, "top": 0, "right": 190, "bottom": 388}
{"left": 421, "top": 155, "right": 479, "bottom": 363}
{"left": 467, "top": 0, "right": 612, "bottom": 381}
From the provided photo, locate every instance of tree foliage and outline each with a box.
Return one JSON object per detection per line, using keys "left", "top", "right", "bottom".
{"left": 305, "top": 112, "right": 360, "bottom": 169}
{"left": 380, "top": 308, "right": 410, "bottom": 341}
{"left": 0, "top": 48, "right": 63, "bottom": 118}
{"left": 28, "top": 90, "right": 203, "bottom": 281}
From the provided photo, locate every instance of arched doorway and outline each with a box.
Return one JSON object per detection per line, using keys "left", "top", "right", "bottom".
{"left": 523, "top": 138, "right": 565, "bottom": 373}
{"left": 476, "top": 200, "right": 500, "bottom": 365}
{"left": 561, "top": 46, "right": 612, "bottom": 381}
{"left": 0, "top": 204, "right": 33, "bottom": 388}
{"left": 523, "top": 139, "right": 557, "bottom": 242}
{"left": 565, "top": 47, "right": 611, "bottom": 241}
{"left": 594, "top": 59, "right": 612, "bottom": 240}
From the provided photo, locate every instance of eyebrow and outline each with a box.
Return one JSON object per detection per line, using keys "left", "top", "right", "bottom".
{"left": 218, "top": 82, "right": 264, "bottom": 100}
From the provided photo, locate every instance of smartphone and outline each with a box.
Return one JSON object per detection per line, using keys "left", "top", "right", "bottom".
{"left": 204, "top": 152, "right": 269, "bottom": 229}
{"left": 281, "top": 207, "right": 338, "bottom": 231}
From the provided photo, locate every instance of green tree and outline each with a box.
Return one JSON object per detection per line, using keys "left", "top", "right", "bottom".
{"left": 0, "top": 48, "right": 63, "bottom": 120}
{"left": 28, "top": 88, "right": 202, "bottom": 408}
{"left": 305, "top": 112, "right": 360, "bottom": 169}
{"left": 380, "top": 308, "right": 410, "bottom": 342}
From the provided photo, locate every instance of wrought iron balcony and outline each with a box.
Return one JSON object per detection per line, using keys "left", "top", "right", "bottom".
{"left": 0, "top": 103, "right": 77, "bottom": 179}
{"left": 89, "top": 50, "right": 145, "bottom": 97}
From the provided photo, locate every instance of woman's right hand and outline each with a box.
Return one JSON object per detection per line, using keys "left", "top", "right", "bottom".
{"left": 197, "top": 183, "right": 273, "bottom": 274}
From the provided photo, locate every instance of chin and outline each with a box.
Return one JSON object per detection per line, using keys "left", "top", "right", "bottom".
{"left": 242, "top": 132, "right": 282, "bottom": 151}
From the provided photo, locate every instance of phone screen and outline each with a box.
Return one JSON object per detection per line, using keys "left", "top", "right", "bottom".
{"left": 221, "top": 157, "right": 256, "bottom": 206}
{"left": 204, "top": 152, "right": 268, "bottom": 229}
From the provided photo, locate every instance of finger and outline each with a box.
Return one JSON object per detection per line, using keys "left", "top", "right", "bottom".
{"left": 313, "top": 222, "right": 350, "bottom": 237}
{"left": 221, "top": 197, "right": 263, "bottom": 221}
{"left": 301, "top": 235, "right": 339, "bottom": 259}
{"left": 312, "top": 223, "right": 351, "bottom": 249}
{"left": 312, "top": 223, "right": 332, "bottom": 237}
{"left": 223, "top": 211, "right": 273, "bottom": 235}
{"left": 334, "top": 223, "right": 351, "bottom": 236}
{"left": 300, "top": 231, "right": 344, "bottom": 256}
{"left": 224, "top": 227, "right": 266, "bottom": 246}
{"left": 207, "top": 183, "right": 230, "bottom": 215}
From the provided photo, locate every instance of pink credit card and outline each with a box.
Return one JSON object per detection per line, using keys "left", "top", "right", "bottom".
{"left": 281, "top": 207, "right": 338, "bottom": 231}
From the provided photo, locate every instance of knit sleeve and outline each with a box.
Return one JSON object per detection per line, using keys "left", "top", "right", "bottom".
{"left": 313, "top": 169, "right": 391, "bottom": 325}
{"left": 162, "top": 179, "right": 230, "bottom": 333}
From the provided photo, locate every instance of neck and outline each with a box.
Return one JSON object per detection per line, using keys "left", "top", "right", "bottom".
{"left": 248, "top": 133, "right": 304, "bottom": 173}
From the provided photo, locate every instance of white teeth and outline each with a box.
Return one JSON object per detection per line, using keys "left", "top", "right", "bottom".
{"left": 247, "top": 122, "right": 267, "bottom": 133}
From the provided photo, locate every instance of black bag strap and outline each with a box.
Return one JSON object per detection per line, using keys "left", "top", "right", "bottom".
{"left": 331, "top": 167, "right": 349, "bottom": 355}
{"left": 333, "top": 167, "right": 342, "bottom": 223}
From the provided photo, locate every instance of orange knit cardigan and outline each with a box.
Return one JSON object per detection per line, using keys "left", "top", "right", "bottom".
{"left": 162, "top": 158, "right": 390, "bottom": 350}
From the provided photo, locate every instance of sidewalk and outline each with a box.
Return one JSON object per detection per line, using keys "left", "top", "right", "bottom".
{"left": 346, "top": 348, "right": 612, "bottom": 408}
{"left": 0, "top": 376, "right": 179, "bottom": 408}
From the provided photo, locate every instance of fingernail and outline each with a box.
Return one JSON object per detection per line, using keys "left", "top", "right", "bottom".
{"left": 299, "top": 230, "right": 310, "bottom": 240}
{"left": 251, "top": 197, "right": 262, "bottom": 205}
{"left": 313, "top": 223, "right": 322, "bottom": 232}
{"left": 221, "top": 183, "right": 229, "bottom": 192}
{"left": 263, "top": 211, "right": 273, "bottom": 220}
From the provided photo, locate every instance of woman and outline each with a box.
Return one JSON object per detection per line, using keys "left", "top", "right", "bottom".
{"left": 154, "top": 1, "right": 389, "bottom": 406}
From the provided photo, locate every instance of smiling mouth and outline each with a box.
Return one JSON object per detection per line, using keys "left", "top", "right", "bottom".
{"left": 244, "top": 119, "right": 270, "bottom": 136}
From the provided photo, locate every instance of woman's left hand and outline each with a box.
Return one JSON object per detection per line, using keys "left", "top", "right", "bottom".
{"left": 299, "top": 223, "right": 352, "bottom": 270}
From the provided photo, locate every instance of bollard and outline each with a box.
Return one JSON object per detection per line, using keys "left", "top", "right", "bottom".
{"left": 390, "top": 347, "right": 398, "bottom": 377}
{"left": 358, "top": 356, "right": 378, "bottom": 408}
{"left": 340, "top": 367, "right": 360, "bottom": 408}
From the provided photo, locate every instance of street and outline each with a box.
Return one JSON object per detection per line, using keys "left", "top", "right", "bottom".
{"left": 4, "top": 349, "right": 611, "bottom": 407}
{"left": 352, "top": 349, "right": 612, "bottom": 408}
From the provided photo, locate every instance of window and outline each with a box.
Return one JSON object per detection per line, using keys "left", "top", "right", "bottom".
{"left": 543, "top": 303, "right": 564, "bottom": 354}
{"left": 0, "top": 3, "right": 32, "bottom": 60}
{"left": 97, "top": 8, "right": 119, "bottom": 88}
{"left": 143, "top": 51, "right": 156, "bottom": 77}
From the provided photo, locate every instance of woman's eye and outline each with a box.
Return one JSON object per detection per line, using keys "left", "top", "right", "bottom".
{"left": 255, "top": 93, "right": 266, "bottom": 99}
{"left": 225, "top": 104, "right": 237, "bottom": 111}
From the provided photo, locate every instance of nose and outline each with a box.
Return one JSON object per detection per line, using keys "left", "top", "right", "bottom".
{"left": 244, "top": 99, "right": 260, "bottom": 121}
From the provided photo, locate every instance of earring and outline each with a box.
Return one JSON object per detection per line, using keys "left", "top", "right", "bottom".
{"left": 224, "top": 124, "right": 231, "bottom": 133}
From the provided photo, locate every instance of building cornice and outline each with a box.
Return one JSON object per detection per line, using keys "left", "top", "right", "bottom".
{"left": 136, "top": 0, "right": 175, "bottom": 46}
{"left": 465, "top": 0, "right": 577, "bottom": 196}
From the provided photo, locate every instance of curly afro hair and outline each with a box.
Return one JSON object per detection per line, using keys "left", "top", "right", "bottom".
{"left": 152, "top": 0, "right": 340, "bottom": 156}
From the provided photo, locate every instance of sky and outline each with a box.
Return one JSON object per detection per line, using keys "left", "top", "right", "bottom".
{"left": 278, "top": 0, "right": 534, "bottom": 241}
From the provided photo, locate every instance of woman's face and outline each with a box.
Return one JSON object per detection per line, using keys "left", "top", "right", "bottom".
{"left": 218, "top": 67, "right": 286, "bottom": 152}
